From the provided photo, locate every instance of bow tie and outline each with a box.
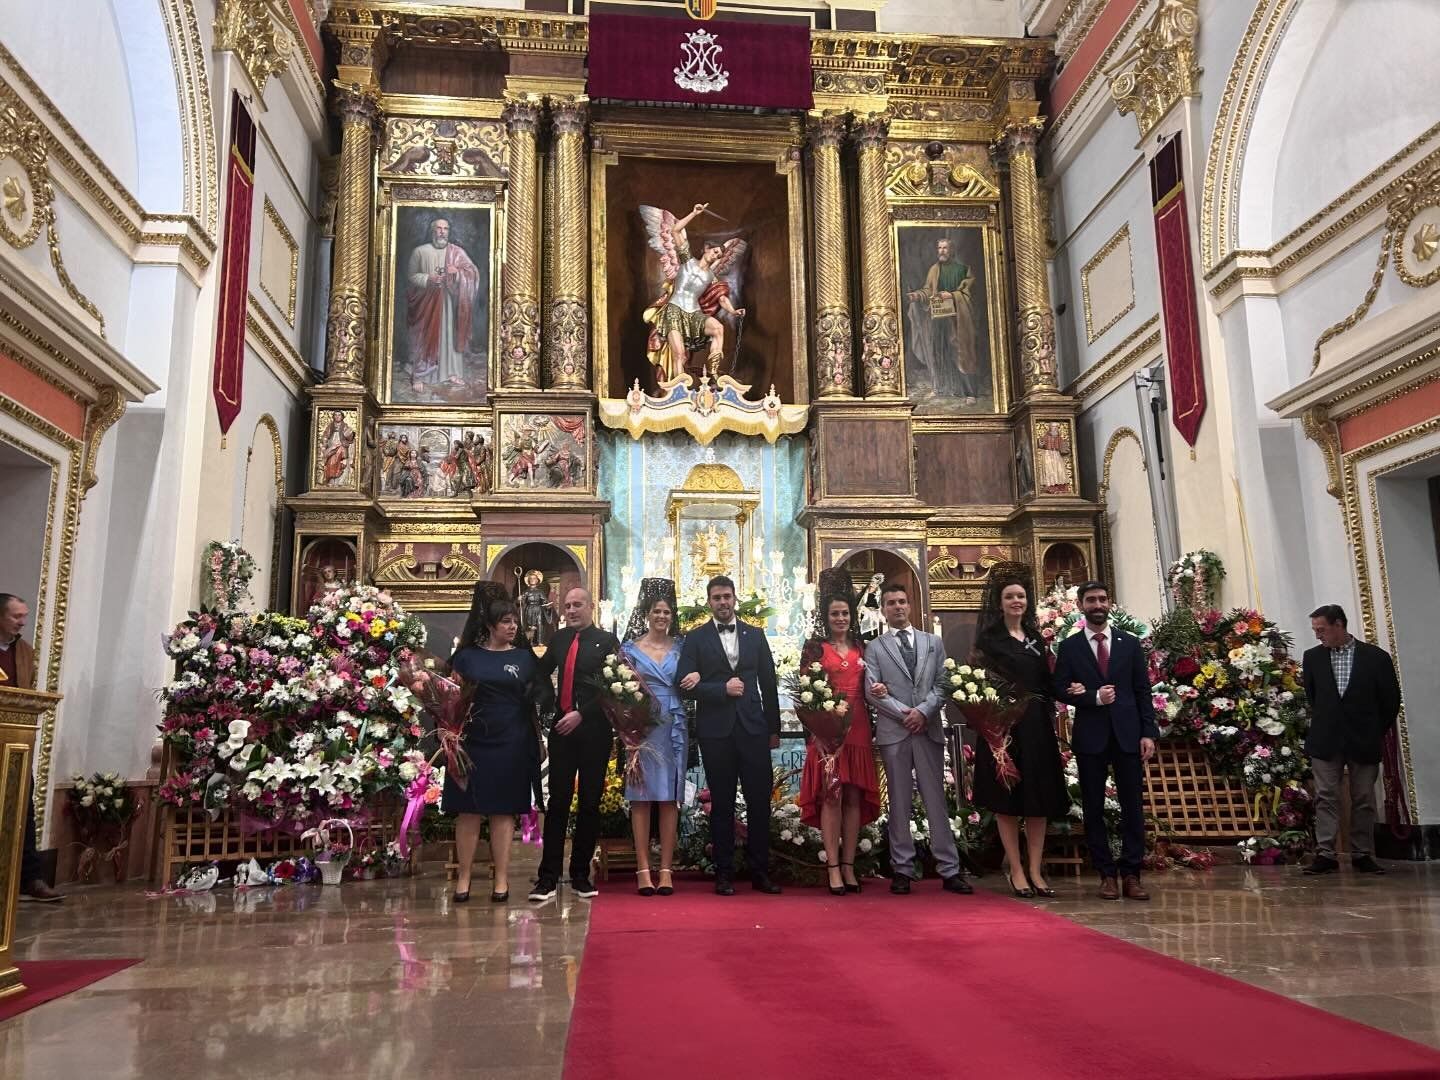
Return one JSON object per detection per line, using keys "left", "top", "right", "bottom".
{"left": 717, "top": 623, "right": 736, "bottom": 634}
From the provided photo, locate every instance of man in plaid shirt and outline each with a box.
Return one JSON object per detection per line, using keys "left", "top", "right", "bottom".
{"left": 1301, "top": 604, "right": 1402, "bottom": 876}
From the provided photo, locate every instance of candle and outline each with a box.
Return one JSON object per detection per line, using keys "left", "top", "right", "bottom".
{"left": 932, "top": 615, "right": 942, "bottom": 638}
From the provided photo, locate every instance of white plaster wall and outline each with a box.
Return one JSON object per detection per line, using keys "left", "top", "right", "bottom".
{"left": 239, "top": 419, "right": 282, "bottom": 611}
{"left": 1103, "top": 434, "right": 1164, "bottom": 622}
{"left": 0, "top": 0, "right": 139, "bottom": 193}
{"left": 250, "top": 133, "right": 315, "bottom": 346}
{"left": 880, "top": 0, "right": 1021, "bottom": 35}
{"left": 51, "top": 189, "right": 133, "bottom": 342}
{"left": 1194, "top": 0, "right": 1259, "bottom": 145}
{"left": 114, "top": 0, "right": 186, "bottom": 213}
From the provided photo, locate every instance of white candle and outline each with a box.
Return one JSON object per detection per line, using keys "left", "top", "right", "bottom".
{"left": 932, "top": 615, "right": 942, "bottom": 637}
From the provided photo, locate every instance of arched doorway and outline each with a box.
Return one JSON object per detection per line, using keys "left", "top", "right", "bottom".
{"left": 835, "top": 547, "right": 926, "bottom": 640}
{"left": 489, "top": 542, "right": 584, "bottom": 651}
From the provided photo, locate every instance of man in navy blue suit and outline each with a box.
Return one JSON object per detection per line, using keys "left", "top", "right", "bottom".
{"left": 677, "top": 575, "right": 783, "bottom": 895}
{"left": 1053, "top": 581, "right": 1158, "bottom": 901}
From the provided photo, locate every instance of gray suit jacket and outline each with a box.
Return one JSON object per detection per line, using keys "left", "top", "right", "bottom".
{"left": 863, "top": 627, "right": 948, "bottom": 746}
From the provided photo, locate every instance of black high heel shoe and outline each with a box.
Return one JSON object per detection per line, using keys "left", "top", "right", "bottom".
{"left": 490, "top": 889, "right": 509, "bottom": 903}
{"left": 841, "top": 862, "right": 862, "bottom": 894}
{"left": 453, "top": 888, "right": 471, "bottom": 903}
{"left": 1026, "top": 871, "right": 1056, "bottom": 898}
{"left": 1007, "top": 872, "right": 1035, "bottom": 899}
{"left": 656, "top": 868, "right": 674, "bottom": 896}
{"left": 826, "top": 865, "right": 847, "bottom": 897}
{"left": 636, "top": 869, "right": 656, "bottom": 897}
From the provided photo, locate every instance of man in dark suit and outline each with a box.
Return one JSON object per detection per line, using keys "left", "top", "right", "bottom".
{"left": 1053, "top": 581, "right": 1157, "bottom": 901}
{"left": 529, "top": 586, "right": 620, "bottom": 902}
{"left": 1301, "top": 604, "right": 1401, "bottom": 876}
{"left": 677, "top": 575, "right": 783, "bottom": 895}
{"left": 1, "top": 592, "right": 62, "bottom": 902}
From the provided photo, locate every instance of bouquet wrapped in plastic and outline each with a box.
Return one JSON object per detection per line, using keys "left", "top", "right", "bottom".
{"left": 590, "top": 653, "right": 661, "bottom": 786}
{"left": 942, "top": 659, "right": 1033, "bottom": 791}
{"left": 782, "top": 652, "right": 851, "bottom": 803}
{"left": 393, "top": 651, "right": 471, "bottom": 855}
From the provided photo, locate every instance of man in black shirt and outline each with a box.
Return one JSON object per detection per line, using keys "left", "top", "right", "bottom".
{"left": 529, "top": 586, "right": 620, "bottom": 900}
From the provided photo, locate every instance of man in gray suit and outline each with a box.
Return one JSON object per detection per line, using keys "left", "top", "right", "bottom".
{"left": 864, "top": 582, "right": 972, "bottom": 896}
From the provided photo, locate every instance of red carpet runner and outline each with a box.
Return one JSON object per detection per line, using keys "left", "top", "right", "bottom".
{"left": 0, "top": 959, "right": 141, "bottom": 1023}
{"left": 564, "top": 883, "right": 1440, "bottom": 1079}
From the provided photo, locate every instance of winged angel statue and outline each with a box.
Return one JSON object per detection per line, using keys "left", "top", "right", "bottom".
{"left": 639, "top": 203, "right": 748, "bottom": 384}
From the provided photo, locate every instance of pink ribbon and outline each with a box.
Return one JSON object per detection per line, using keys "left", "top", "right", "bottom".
{"left": 519, "top": 806, "right": 542, "bottom": 845}
{"left": 396, "top": 792, "right": 426, "bottom": 857}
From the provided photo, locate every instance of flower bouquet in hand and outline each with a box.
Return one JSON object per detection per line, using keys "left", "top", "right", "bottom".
{"left": 394, "top": 650, "right": 471, "bottom": 791}
{"left": 943, "top": 659, "right": 1032, "bottom": 790}
{"left": 782, "top": 658, "right": 851, "bottom": 803}
{"left": 589, "top": 654, "right": 660, "bottom": 786}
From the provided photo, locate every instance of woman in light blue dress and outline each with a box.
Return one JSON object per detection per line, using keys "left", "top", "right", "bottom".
{"left": 620, "top": 578, "right": 690, "bottom": 897}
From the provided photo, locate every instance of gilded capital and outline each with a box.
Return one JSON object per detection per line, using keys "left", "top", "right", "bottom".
{"left": 1106, "top": 0, "right": 1200, "bottom": 137}
{"left": 216, "top": 0, "right": 294, "bottom": 95}
{"left": 550, "top": 95, "right": 589, "bottom": 138}
{"left": 807, "top": 110, "right": 848, "bottom": 151}
{"left": 998, "top": 115, "right": 1046, "bottom": 155}
{"left": 502, "top": 94, "right": 543, "bottom": 136}
{"left": 331, "top": 81, "right": 380, "bottom": 127}
{"left": 852, "top": 112, "right": 891, "bottom": 150}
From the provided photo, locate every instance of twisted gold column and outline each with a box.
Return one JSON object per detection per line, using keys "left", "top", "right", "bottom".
{"left": 808, "top": 111, "right": 854, "bottom": 398}
{"left": 323, "top": 84, "right": 379, "bottom": 385}
{"left": 500, "top": 95, "right": 543, "bottom": 389}
{"left": 1002, "top": 117, "right": 1058, "bottom": 395}
{"left": 853, "top": 114, "right": 901, "bottom": 398}
{"left": 544, "top": 96, "right": 590, "bottom": 391}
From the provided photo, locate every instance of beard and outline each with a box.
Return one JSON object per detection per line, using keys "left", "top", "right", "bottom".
{"left": 433, "top": 236, "right": 449, "bottom": 248}
{"left": 1084, "top": 608, "right": 1108, "bottom": 626}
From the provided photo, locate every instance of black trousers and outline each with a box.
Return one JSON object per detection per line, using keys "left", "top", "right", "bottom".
{"left": 1077, "top": 732, "right": 1145, "bottom": 878}
{"left": 21, "top": 778, "right": 41, "bottom": 883}
{"left": 700, "top": 729, "right": 772, "bottom": 877}
{"left": 539, "top": 720, "right": 614, "bottom": 881}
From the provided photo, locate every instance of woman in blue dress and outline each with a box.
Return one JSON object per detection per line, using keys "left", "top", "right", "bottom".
{"left": 620, "top": 578, "right": 690, "bottom": 897}
{"left": 444, "top": 585, "right": 551, "bottom": 904}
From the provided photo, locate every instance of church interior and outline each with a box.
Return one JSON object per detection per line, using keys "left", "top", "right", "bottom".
{"left": 4, "top": 1, "right": 1440, "bottom": 1075}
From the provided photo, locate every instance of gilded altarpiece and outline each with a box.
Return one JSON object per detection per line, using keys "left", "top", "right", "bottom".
{"left": 291, "top": 5, "right": 1095, "bottom": 649}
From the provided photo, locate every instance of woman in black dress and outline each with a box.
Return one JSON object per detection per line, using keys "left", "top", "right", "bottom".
{"left": 445, "top": 584, "right": 551, "bottom": 903}
{"left": 971, "top": 567, "right": 1068, "bottom": 898}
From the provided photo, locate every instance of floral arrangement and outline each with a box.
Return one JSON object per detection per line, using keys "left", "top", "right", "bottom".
{"left": 1035, "top": 584, "right": 1151, "bottom": 649}
{"left": 1237, "top": 830, "right": 1311, "bottom": 865}
{"left": 783, "top": 654, "right": 852, "bottom": 802}
{"left": 65, "top": 772, "right": 141, "bottom": 883}
{"left": 942, "top": 659, "right": 1029, "bottom": 790}
{"left": 675, "top": 592, "right": 776, "bottom": 633}
{"left": 593, "top": 652, "right": 660, "bottom": 786}
{"left": 882, "top": 757, "right": 993, "bottom": 861}
{"left": 157, "top": 586, "right": 432, "bottom": 832}
{"left": 1167, "top": 549, "right": 1226, "bottom": 610}
{"left": 202, "top": 540, "right": 259, "bottom": 612}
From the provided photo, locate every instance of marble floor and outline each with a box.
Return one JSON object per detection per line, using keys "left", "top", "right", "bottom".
{"left": 4, "top": 855, "right": 1440, "bottom": 1078}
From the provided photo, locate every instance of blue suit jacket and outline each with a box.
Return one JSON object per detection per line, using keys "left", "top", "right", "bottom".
{"left": 1053, "top": 627, "right": 1158, "bottom": 755}
{"left": 677, "top": 620, "right": 780, "bottom": 740}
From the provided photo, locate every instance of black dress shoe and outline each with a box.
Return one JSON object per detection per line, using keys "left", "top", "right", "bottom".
{"left": 890, "top": 874, "right": 912, "bottom": 895}
{"left": 751, "top": 875, "right": 783, "bottom": 894}
{"left": 942, "top": 874, "right": 974, "bottom": 895}
{"left": 1352, "top": 855, "right": 1386, "bottom": 874}
{"left": 715, "top": 877, "right": 736, "bottom": 896}
{"left": 1303, "top": 855, "right": 1340, "bottom": 875}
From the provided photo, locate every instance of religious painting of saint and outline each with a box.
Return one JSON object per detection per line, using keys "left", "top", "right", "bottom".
{"left": 639, "top": 202, "right": 749, "bottom": 385}
{"left": 315, "top": 409, "right": 357, "bottom": 489}
{"left": 386, "top": 203, "right": 493, "bottom": 404}
{"left": 897, "top": 223, "right": 997, "bottom": 414}
{"left": 497, "top": 413, "right": 589, "bottom": 492}
{"left": 376, "top": 424, "right": 493, "bottom": 500}
{"left": 1034, "top": 420, "right": 1075, "bottom": 495}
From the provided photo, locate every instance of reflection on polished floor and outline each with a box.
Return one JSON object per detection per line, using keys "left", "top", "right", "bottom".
{"left": 5, "top": 856, "right": 1440, "bottom": 1078}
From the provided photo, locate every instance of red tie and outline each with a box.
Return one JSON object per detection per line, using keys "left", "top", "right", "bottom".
{"left": 1093, "top": 633, "right": 1109, "bottom": 678}
{"left": 559, "top": 633, "right": 582, "bottom": 713}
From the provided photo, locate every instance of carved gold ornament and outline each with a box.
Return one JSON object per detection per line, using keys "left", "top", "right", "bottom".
{"left": 2, "top": 174, "right": 24, "bottom": 220}
{"left": 1412, "top": 221, "right": 1439, "bottom": 263}
{"left": 1106, "top": 0, "right": 1200, "bottom": 137}
{"left": 216, "top": 0, "right": 295, "bottom": 95}
{"left": 0, "top": 102, "right": 46, "bottom": 249}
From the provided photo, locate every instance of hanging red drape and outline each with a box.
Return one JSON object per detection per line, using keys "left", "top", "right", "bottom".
{"left": 1150, "top": 136, "right": 1206, "bottom": 447}
{"left": 212, "top": 93, "right": 257, "bottom": 440}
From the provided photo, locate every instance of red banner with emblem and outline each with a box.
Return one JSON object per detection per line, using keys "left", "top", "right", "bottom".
{"left": 589, "top": 13, "right": 813, "bottom": 111}
{"left": 1150, "top": 136, "right": 1206, "bottom": 447}
{"left": 212, "top": 93, "right": 256, "bottom": 440}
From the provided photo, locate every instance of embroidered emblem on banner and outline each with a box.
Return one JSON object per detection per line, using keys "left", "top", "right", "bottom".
{"left": 674, "top": 28, "right": 730, "bottom": 94}
{"left": 685, "top": 0, "right": 718, "bottom": 18}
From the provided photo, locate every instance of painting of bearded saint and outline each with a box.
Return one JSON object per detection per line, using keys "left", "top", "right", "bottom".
{"left": 900, "top": 227, "right": 993, "bottom": 414}
{"left": 639, "top": 202, "right": 748, "bottom": 388}
{"left": 390, "top": 208, "right": 492, "bottom": 404}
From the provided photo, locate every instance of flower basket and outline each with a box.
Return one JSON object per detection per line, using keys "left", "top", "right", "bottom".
{"left": 304, "top": 818, "right": 355, "bottom": 887}
{"left": 318, "top": 856, "right": 349, "bottom": 885}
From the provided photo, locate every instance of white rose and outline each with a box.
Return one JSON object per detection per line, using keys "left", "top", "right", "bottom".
{"left": 983, "top": 687, "right": 999, "bottom": 700}
{"left": 972, "top": 669, "right": 986, "bottom": 680}
{"left": 81, "top": 795, "right": 95, "bottom": 807}
{"left": 957, "top": 665, "right": 972, "bottom": 676}
{"left": 792, "top": 836, "right": 803, "bottom": 846}
{"left": 602, "top": 666, "right": 615, "bottom": 680}
{"left": 810, "top": 662, "right": 823, "bottom": 674}
{"left": 604, "top": 653, "right": 618, "bottom": 665}
{"left": 780, "top": 829, "right": 793, "bottom": 841}
{"left": 944, "top": 658, "right": 956, "bottom": 670}
{"left": 398, "top": 762, "right": 419, "bottom": 782}
{"left": 624, "top": 681, "right": 640, "bottom": 693}
{"left": 822, "top": 700, "right": 835, "bottom": 711}
{"left": 858, "top": 838, "right": 872, "bottom": 853}
{"left": 800, "top": 691, "right": 814, "bottom": 704}
{"left": 964, "top": 682, "right": 978, "bottom": 695}
{"left": 611, "top": 682, "right": 624, "bottom": 695}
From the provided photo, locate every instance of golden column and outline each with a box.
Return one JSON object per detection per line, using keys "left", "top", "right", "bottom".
{"left": 500, "top": 94, "right": 543, "bottom": 390}
{"left": 323, "top": 83, "right": 380, "bottom": 384}
{"left": 853, "top": 113, "right": 902, "bottom": 398}
{"left": 808, "top": 110, "right": 854, "bottom": 398}
{"left": 1001, "top": 116, "right": 1058, "bottom": 395}
{"left": 544, "top": 95, "right": 590, "bottom": 391}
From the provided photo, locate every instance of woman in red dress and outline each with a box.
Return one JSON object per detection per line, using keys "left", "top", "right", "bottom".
{"left": 797, "top": 587, "right": 882, "bottom": 895}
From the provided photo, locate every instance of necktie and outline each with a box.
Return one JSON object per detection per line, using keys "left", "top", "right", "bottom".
{"left": 1093, "top": 633, "right": 1109, "bottom": 679}
{"left": 897, "top": 629, "right": 917, "bottom": 678}
{"left": 559, "top": 632, "right": 582, "bottom": 713}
